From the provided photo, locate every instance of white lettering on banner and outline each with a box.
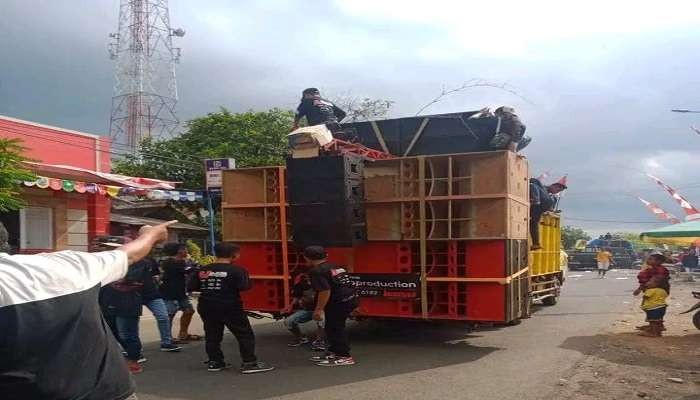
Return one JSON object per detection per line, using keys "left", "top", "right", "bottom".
{"left": 353, "top": 281, "right": 418, "bottom": 289}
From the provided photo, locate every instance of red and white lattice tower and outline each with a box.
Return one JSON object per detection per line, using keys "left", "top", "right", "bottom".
{"left": 108, "top": 0, "right": 184, "bottom": 151}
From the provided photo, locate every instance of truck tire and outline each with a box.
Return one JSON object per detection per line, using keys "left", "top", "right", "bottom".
{"left": 542, "top": 295, "right": 558, "bottom": 306}
{"left": 693, "top": 311, "right": 700, "bottom": 330}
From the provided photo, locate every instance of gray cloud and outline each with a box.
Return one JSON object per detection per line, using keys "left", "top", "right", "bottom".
{"left": 2, "top": 0, "right": 700, "bottom": 234}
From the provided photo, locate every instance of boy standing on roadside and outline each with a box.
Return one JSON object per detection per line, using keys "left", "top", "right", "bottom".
{"left": 190, "top": 242, "right": 274, "bottom": 374}
{"left": 637, "top": 276, "right": 668, "bottom": 337}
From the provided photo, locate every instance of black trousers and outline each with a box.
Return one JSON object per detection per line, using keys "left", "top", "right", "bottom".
{"left": 325, "top": 301, "right": 356, "bottom": 357}
{"left": 103, "top": 313, "right": 124, "bottom": 348}
{"left": 198, "top": 302, "right": 256, "bottom": 364}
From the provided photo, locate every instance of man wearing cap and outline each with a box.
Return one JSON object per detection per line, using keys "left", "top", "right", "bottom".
{"left": 292, "top": 88, "right": 347, "bottom": 131}
{"left": 1, "top": 220, "right": 176, "bottom": 400}
{"left": 304, "top": 245, "right": 358, "bottom": 367}
{"left": 529, "top": 180, "right": 567, "bottom": 250}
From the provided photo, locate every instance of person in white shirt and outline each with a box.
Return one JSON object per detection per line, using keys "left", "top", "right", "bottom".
{"left": 0, "top": 220, "right": 176, "bottom": 400}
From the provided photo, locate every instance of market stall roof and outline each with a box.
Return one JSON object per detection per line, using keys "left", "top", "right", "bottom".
{"left": 23, "top": 162, "right": 179, "bottom": 189}
{"left": 640, "top": 220, "right": 700, "bottom": 246}
{"left": 110, "top": 213, "right": 207, "bottom": 231}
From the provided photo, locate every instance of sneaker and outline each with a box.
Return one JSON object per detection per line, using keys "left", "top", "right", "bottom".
{"left": 317, "top": 356, "right": 355, "bottom": 367}
{"left": 311, "top": 340, "right": 327, "bottom": 352}
{"left": 240, "top": 361, "right": 275, "bottom": 374}
{"left": 160, "top": 343, "right": 183, "bottom": 352}
{"left": 309, "top": 353, "right": 335, "bottom": 362}
{"left": 137, "top": 356, "right": 148, "bottom": 364}
{"left": 207, "top": 361, "right": 232, "bottom": 372}
{"left": 127, "top": 360, "right": 143, "bottom": 374}
{"left": 287, "top": 337, "right": 310, "bottom": 347}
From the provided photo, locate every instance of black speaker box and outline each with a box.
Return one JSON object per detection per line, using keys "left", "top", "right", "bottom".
{"left": 290, "top": 202, "right": 367, "bottom": 247}
{"left": 288, "top": 177, "right": 363, "bottom": 204}
{"left": 286, "top": 155, "right": 364, "bottom": 181}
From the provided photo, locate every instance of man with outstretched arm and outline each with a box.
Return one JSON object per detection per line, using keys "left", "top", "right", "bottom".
{"left": 0, "top": 220, "right": 176, "bottom": 400}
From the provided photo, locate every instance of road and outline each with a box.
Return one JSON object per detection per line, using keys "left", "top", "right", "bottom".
{"left": 134, "top": 269, "right": 637, "bottom": 400}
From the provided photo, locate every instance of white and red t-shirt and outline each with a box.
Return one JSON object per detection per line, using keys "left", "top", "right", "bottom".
{"left": 0, "top": 250, "right": 134, "bottom": 400}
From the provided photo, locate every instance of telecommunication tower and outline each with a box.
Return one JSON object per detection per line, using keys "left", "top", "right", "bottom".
{"left": 108, "top": 0, "right": 185, "bottom": 151}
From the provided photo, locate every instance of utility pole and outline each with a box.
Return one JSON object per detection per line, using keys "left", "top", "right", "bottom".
{"left": 108, "top": 0, "right": 185, "bottom": 152}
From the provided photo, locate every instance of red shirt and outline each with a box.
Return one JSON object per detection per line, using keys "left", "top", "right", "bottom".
{"left": 637, "top": 265, "right": 670, "bottom": 289}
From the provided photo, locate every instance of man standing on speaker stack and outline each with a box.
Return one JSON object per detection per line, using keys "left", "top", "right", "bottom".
{"left": 292, "top": 88, "right": 347, "bottom": 132}
{"left": 304, "top": 245, "right": 358, "bottom": 367}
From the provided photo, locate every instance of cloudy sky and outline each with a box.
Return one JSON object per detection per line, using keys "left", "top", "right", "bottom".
{"left": 2, "top": 0, "right": 700, "bottom": 235}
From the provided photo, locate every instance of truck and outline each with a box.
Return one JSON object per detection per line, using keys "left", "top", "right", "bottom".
{"left": 221, "top": 110, "right": 564, "bottom": 324}
{"left": 567, "top": 235, "right": 638, "bottom": 270}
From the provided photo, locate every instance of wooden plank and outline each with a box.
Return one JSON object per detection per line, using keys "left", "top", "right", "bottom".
{"left": 222, "top": 169, "right": 266, "bottom": 205}
{"left": 426, "top": 267, "right": 529, "bottom": 285}
{"left": 370, "top": 121, "right": 390, "bottom": 154}
{"left": 418, "top": 156, "right": 428, "bottom": 319}
{"left": 222, "top": 202, "right": 288, "bottom": 209}
{"left": 366, "top": 203, "right": 402, "bottom": 240}
{"left": 250, "top": 275, "right": 286, "bottom": 280}
{"left": 403, "top": 117, "right": 430, "bottom": 157}
{"left": 222, "top": 208, "right": 266, "bottom": 241}
{"left": 448, "top": 156, "right": 453, "bottom": 240}
{"left": 278, "top": 167, "right": 291, "bottom": 308}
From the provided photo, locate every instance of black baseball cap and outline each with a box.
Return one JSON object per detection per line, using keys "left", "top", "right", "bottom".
{"left": 303, "top": 245, "right": 327, "bottom": 260}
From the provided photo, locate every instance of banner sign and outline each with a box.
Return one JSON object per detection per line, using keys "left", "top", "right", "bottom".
{"left": 348, "top": 273, "right": 420, "bottom": 298}
{"left": 205, "top": 158, "right": 236, "bottom": 190}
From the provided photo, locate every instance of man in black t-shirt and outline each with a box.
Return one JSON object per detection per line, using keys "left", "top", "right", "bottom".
{"left": 305, "top": 245, "right": 358, "bottom": 367}
{"left": 160, "top": 243, "right": 199, "bottom": 342}
{"left": 292, "top": 88, "right": 347, "bottom": 131}
{"left": 139, "top": 256, "right": 182, "bottom": 352}
{"left": 189, "top": 242, "right": 274, "bottom": 374}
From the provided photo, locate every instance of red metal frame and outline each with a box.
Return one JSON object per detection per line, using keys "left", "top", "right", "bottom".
{"left": 240, "top": 240, "right": 522, "bottom": 322}
{"left": 322, "top": 139, "right": 394, "bottom": 160}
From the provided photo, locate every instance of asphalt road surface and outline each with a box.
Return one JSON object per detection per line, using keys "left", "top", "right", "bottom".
{"left": 134, "top": 269, "right": 637, "bottom": 400}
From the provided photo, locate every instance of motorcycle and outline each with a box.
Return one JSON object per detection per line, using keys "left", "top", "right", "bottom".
{"left": 680, "top": 291, "right": 700, "bottom": 330}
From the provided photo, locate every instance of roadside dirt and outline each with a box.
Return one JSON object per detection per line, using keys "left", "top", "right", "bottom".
{"left": 551, "top": 277, "right": 700, "bottom": 400}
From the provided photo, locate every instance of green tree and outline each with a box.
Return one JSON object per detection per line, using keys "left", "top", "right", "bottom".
{"left": 113, "top": 108, "right": 294, "bottom": 188}
{"left": 0, "top": 138, "right": 35, "bottom": 212}
{"left": 561, "top": 225, "right": 591, "bottom": 249}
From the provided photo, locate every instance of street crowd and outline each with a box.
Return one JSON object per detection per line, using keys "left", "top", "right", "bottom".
{"left": 0, "top": 221, "right": 360, "bottom": 400}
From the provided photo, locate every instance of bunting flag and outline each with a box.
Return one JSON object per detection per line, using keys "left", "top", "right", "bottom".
{"left": 536, "top": 171, "right": 550, "bottom": 183}
{"left": 636, "top": 196, "right": 681, "bottom": 224}
{"left": 646, "top": 174, "right": 700, "bottom": 218}
{"left": 555, "top": 174, "right": 568, "bottom": 187}
{"left": 21, "top": 175, "right": 205, "bottom": 202}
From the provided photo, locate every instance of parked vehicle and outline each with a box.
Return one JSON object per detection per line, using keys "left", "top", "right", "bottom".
{"left": 680, "top": 291, "right": 700, "bottom": 330}
{"left": 568, "top": 236, "right": 639, "bottom": 270}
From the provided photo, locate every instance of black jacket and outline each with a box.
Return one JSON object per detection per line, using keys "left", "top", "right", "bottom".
{"left": 99, "top": 263, "right": 148, "bottom": 317}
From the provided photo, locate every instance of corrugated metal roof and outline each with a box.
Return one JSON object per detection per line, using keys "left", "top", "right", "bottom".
{"left": 110, "top": 213, "right": 207, "bottom": 231}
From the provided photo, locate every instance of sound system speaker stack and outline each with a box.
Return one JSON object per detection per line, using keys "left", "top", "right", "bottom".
{"left": 286, "top": 155, "right": 367, "bottom": 248}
